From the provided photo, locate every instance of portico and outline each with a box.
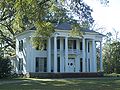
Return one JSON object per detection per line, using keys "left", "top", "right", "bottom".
{"left": 47, "top": 35, "right": 103, "bottom": 73}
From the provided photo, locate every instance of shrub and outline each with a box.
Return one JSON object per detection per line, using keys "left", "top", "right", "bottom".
{"left": 0, "top": 57, "right": 12, "bottom": 78}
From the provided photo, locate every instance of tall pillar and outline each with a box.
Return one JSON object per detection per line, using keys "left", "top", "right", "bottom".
{"left": 100, "top": 41, "right": 103, "bottom": 72}
{"left": 92, "top": 40, "right": 97, "bottom": 72}
{"left": 65, "top": 37, "right": 68, "bottom": 72}
{"left": 47, "top": 38, "right": 51, "bottom": 72}
{"left": 75, "top": 39, "right": 80, "bottom": 72}
{"left": 82, "top": 38, "right": 85, "bottom": 72}
{"left": 86, "top": 40, "right": 89, "bottom": 72}
{"left": 54, "top": 36, "right": 57, "bottom": 72}
{"left": 60, "top": 38, "right": 64, "bottom": 72}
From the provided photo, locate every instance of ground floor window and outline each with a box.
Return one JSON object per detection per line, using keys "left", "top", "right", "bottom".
{"left": 57, "top": 57, "right": 60, "bottom": 72}
{"left": 80, "top": 58, "right": 82, "bottom": 72}
{"left": 35, "top": 57, "right": 47, "bottom": 72}
{"left": 18, "top": 58, "right": 23, "bottom": 71}
{"left": 88, "top": 58, "right": 90, "bottom": 72}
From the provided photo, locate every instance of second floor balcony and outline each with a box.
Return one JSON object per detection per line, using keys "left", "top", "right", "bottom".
{"left": 51, "top": 49, "right": 82, "bottom": 55}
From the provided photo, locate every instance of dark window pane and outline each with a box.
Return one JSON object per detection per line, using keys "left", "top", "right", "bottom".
{"left": 19, "top": 40, "right": 23, "bottom": 51}
{"left": 18, "top": 58, "right": 23, "bottom": 71}
{"left": 57, "top": 39, "right": 60, "bottom": 49}
{"left": 80, "top": 42, "right": 82, "bottom": 50}
{"left": 57, "top": 57, "right": 60, "bottom": 72}
{"left": 88, "top": 42, "right": 90, "bottom": 52}
{"left": 73, "top": 40, "right": 76, "bottom": 49}
{"left": 80, "top": 58, "right": 82, "bottom": 72}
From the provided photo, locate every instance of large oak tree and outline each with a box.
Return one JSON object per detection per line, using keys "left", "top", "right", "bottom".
{"left": 0, "top": 0, "right": 109, "bottom": 55}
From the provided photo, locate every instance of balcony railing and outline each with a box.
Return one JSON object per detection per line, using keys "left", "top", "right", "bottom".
{"left": 51, "top": 49, "right": 82, "bottom": 55}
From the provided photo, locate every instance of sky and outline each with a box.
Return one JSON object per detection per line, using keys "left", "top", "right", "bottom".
{"left": 84, "top": 0, "right": 120, "bottom": 36}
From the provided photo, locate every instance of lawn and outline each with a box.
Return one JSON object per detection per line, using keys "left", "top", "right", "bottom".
{"left": 0, "top": 77, "right": 120, "bottom": 90}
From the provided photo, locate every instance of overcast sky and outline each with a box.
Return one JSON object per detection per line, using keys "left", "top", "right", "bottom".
{"left": 84, "top": 0, "right": 120, "bottom": 36}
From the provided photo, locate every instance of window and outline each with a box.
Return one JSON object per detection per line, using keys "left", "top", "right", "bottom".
{"left": 88, "top": 42, "right": 90, "bottom": 52}
{"left": 80, "top": 58, "right": 82, "bottom": 72}
{"left": 80, "top": 42, "right": 82, "bottom": 50}
{"left": 73, "top": 40, "right": 76, "bottom": 49}
{"left": 43, "top": 41, "right": 47, "bottom": 50}
{"left": 35, "top": 57, "right": 47, "bottom": 72}
{"left": 88, "top": 58, "right": 90, "bottom": 72}
{"left": 19, "top": 40, "right": 23, "bottom": 51}
{"left": 18, "top": 58, "right": 23, "bottom": 71}
{"left": 57, "top": 57, "right": 60, "bottom": 72}
{"left": 57, "top": 39, "right": 60, "bottom": 49}
{"left": 68, "top": 40, "right": 72, "bottom": 49}
{"left": 68, "top": 40, "right": 76, "bottom": 49}
{"left": 35, "top": 40, "right": 47, "bottom": 50}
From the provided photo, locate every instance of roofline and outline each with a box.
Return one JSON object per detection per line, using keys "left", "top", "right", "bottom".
{"left": 15, "top": 30, "right": 34, "bottom": 37}
{"left": 16, "top": 29, "right": 105, "bottom": 38}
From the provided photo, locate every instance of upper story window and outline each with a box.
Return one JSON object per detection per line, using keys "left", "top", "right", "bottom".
{"left": 68, "top": 40, "right": 76, "bottom": 49}
{"left": 88, "top": 42, "right": 90, "bottom": 52}
{"left": 80, "top": 42, "right": 82, "bottom": 50}
{"left": 43, "top": 41, "right": 47, "bottom": 50}
{"left": 35, "top": 40, "right": 47, "bottom": 50}
{"left": 57, "top": 39, "right": 60, "bottom": 49}
{"left": 19, "top": 40, "right": 23, "bottom": 51}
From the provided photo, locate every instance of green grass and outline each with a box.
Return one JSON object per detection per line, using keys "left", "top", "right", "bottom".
{"left": 0, "top": 77, "right": 120, "bottom": 90}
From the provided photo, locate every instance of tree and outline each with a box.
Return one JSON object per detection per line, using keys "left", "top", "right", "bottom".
{"left": 103, "top": 30, "right": 120, "bottom": 74}
{"left": 0, "top": 0, "right": 16, "bottom": 56}
{"left": 12, "top": 0, "right": 95, "bottom": 50}
{"left": 0, "top": 0, "right": 109, "bottom": 52}
{"left": 0, "top": 56, "right": 12, "bottom": 78}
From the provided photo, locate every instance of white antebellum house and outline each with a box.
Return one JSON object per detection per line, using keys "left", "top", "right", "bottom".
{"left": 15, "top": 22, "right": 103, "bottom": 75}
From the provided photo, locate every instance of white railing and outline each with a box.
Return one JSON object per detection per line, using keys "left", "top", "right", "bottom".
{"left": 51, "top": 49, "right": 82, "bottom": 55}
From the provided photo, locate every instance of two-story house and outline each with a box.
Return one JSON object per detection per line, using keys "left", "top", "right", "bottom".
{"left": 15, "top": 22, "right": 103, "bottom": 76}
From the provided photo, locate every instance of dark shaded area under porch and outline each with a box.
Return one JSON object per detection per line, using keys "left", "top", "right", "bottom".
{"left": 29, "top": 72, "right": 103, "bottom": 78}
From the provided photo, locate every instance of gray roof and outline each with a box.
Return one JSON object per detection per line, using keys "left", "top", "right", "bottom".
{"left": 30, "top": 22, "right": 103, "bottom": 36}
{"left": 55, "top": 22, "right": 72, "bottom": 30}
{"left": 55, "top": 22, "right": 103, "bottom": 35}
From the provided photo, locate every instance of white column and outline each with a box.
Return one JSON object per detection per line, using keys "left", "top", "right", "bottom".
{"left": 65, "top": 37, "right": 68, "bottom": 72}
{"left": 60, "top": 38, "right": 64, "bottom": 72}
{"left": 92, "top": 40, "right": 97, "bottom": 72}
{"left": 86, "top": 40, "right": 89, "bottom": 72}
{"left": 100, "top": 41, "right": 103, "bottom": 72}
{"left": 82, "top": 38, "right": 85, "bottom": 72}
{"left": 54, "top": 36, "right": 57, "bottom": 72}
{"left": 75, "top": 39, "right": 80, "bottom": 72}
{"left": 47, "top": 38, "right": 51, "bottom": 72}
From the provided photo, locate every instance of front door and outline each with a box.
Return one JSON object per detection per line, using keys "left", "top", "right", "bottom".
{"left": 68, "top": 59, "right": 75, "bottom": 72}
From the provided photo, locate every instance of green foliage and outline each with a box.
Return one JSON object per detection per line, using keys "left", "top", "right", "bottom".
{"left": 70, "top": 24, "right": 83, "bottom": 37}
{"left": 0, "top": 0, "right": 106, "bottom": 51}
{"left": 103, "top": 41, "right": 120, "bottom": 74}
{"left": 0, "top": 57, "right": 12, "bottom": 78}
{"left": 0, "top": 0, "right": 16, "bottom": 56}
{"left": 31, "top": 21, "right": 54, "bottom": 50}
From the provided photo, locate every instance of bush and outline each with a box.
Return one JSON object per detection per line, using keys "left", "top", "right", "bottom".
{"left": 0, "top": 57, "right": 12, "bottom": 78}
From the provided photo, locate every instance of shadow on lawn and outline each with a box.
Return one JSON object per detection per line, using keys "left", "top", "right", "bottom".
{"left": 0, "top": 78, "right": 120, "bottom": 90}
